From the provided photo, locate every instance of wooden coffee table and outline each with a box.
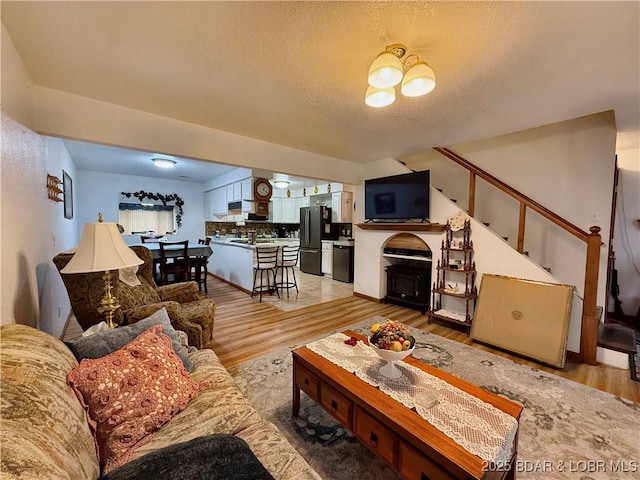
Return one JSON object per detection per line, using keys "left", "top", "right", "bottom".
{"left": 292, "top": 331, "right": 523, "bottom": 480}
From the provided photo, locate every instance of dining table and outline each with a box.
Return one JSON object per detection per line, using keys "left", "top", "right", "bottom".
{"left": 131, "top": 241, "right": 213, "bottom": 287}
{"left": 132, "top": 241, "right": 213, "bottom": 260}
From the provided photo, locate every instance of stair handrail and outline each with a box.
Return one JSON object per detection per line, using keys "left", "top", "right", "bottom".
{"left": 433, "top": 146, "right": 602, "bottom": 365}
{"left": 434, "top": 147, "right": 590, "bottom": 242}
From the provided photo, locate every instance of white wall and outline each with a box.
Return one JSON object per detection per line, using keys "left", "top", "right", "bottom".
{"left": 1, "top": 25, "right": 79, "bottom": 337}
{"left": 613, "top": 148, "right": 640, "bottom": 316}
{"left": 76, "top": 171, "right": 206, "bottom": 244}
{"left": 32, "top": 86, "right": 364, "bottom": 187}
{"left": 399, "top": 112, "right": 617, "bottom": 305}
{"left": 353, "top": 186, "right": 584, "bottom": 353}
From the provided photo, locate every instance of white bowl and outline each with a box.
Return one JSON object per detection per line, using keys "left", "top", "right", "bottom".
{"left": 369, "top": 337, "right": 415, "bottom": 378}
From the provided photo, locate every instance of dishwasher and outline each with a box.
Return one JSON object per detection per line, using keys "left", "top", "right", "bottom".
{"left": 332, "top": 243, "right": 354, "bottom": 283}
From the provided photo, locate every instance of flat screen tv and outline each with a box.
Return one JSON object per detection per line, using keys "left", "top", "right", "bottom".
{"left": 364, "top": 170, "right": 430, "bottom": 222}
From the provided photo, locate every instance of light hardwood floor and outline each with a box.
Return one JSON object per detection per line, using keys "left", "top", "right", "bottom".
{"left": 202, "top": 274, "right": 640, "bottom": 403}
{"left": 63, "top": 273, "right": 639, "bottom": 402}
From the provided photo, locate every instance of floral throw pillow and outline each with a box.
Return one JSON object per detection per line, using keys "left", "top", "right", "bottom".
{"left": 67, "top": 325, "right": 207, "bottom": 474}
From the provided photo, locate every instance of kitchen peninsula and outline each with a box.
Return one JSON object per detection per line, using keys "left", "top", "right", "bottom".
{"left": 207, "top": 237, "right": 300, "bottom": 293}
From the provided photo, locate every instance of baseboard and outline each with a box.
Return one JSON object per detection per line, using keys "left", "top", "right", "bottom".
{"left": 353, "top": 291, "right": 383, "bottom": 303}
{"left": 209, "top": 273, "right": 252, "bottom": 295}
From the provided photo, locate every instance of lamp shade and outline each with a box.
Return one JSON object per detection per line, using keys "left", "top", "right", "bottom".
{"left": 365, "top": 86, "right": 396, "bottom": 108}
{"left": 61, "top": 222, "right": 143, "bottom": 274}
{"left": 368, "top": 52, "right": 403, "bottom": 88}
{"left": 400, "top": 62, "right": 436, "bottom": 97}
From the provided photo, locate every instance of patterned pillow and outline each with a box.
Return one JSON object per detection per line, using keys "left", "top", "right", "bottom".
{"left": 67, "top": 325, "right": 208, "bottom": 474}
{"left": 65, "top": 308, "right": 194, "bottom": 372}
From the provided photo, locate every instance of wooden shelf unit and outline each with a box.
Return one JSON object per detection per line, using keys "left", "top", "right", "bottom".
{"left": 428, "top": 220, "right": 477, "bottom": 329}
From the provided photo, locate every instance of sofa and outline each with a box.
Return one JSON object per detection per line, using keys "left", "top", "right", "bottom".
{"left": 53, "top": 246, "right": 215, "bottom": 349}
{"left": 0, "top": 324, "right": 321, "bottom": 480}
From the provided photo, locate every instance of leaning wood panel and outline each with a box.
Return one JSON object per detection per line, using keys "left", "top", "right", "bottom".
{"left": 470, "top": 274, "right": 574, "bottom": 368}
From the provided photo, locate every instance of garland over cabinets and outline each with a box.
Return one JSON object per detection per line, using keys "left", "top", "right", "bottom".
{"left": 120, "top": 191, "right": 185, "bottom": 228}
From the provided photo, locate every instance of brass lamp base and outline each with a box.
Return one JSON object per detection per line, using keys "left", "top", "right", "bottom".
{"left": 96, "top": 270, "right": 121, "bottom": 328}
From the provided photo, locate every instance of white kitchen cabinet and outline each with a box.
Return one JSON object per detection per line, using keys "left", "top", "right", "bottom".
{"left": 282, "top": 198, "right": 296, "bottom": 223}
{"left": 331, "top": 192, "right": 353, "bottom": 223}
{"left": 270, "top": 198, "right": 283, "bottom": 223}
{"left": 216, "top": 188, "right": 228, "bottom": 215}
{"left": 204, "top": 190, "right": 214, "bottom": 218}
{"left": 292, "top": 197, "right": 303, "bottom": 222}
{"left": 321, "top": 241, "right": 334, "bottom": 275}
{"left": 241, "top": 178, "right": 253, "bottom": 212}
{"left": 233, "top": 182, "right": 242, "bottom": 201}
{"left": 226, "top": 184, "right": 234, "bottom": 202}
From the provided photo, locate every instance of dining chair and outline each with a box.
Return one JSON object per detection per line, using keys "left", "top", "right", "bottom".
{"left": 275, "top": 244, "right": 300, "bottom": 298}
{"left": 251, "top": 246, "right": 280, "bottom": 302}
{"left": 158, "top": 240, "right": 190, "bottom": 285}
{"left": 141, "top": 235, "right": 161, "bottom": 278}
{"left": 190, "top": 238, "right": 210, "bottom": 293}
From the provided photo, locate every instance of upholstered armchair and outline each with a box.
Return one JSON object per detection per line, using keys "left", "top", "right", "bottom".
{"left": 53, "top": 246, "right": 215, "bottom": 348}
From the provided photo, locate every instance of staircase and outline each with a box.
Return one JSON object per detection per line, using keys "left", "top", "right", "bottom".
{"left": 402, "top": 148, "right": 603, "bottom": 365}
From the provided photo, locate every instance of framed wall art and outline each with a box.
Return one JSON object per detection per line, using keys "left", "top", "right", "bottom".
{"left": 63, "top": 170, "right": 73, "bottom": 219}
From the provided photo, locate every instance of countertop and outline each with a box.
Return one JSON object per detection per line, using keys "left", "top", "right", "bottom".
{"left": 334, "top": 239, "right": 355, "bottom": 247}
{"left": 208, "top": 237, "right": 300, "bottom": 250}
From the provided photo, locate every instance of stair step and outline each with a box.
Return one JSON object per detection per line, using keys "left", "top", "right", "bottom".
{"left": 597, "top": 323, "right": 637, "bottom": 354}
{"left": 523, "top": 251, "right": 529, "bottom": 256}
{"left": 543, "top": 267, "right": 552, "bottom": 273}
{"left": 436, "top": 187, "right": 443, "bottom": 192}
{"left": 502, "top": 236, "right": 508, "bottom": 241}
{"left": 483, "top": 222, "right": 490, "bottom": 227}
{"left": 451, "top": 199, "right": 457, "bottom": 203}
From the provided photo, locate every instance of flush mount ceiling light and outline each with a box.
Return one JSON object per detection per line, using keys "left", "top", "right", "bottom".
{"left": 152, "top": 158, "right": 176, "bottom": 169}
{"left": 365, "top": 44, "right": 436, "bottom": 107}
{"left": 272, "top": 180, "right": 290, "bottom": 189}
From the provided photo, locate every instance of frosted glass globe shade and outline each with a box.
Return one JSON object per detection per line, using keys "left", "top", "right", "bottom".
{"left": 365, "top": 86, "right": 396, "bottom": 108}
{"left": 401, "top": 62, "right": 436, "bottom": 97}
{"left": 368, "top": 52, "right": 403, "bottom": 88}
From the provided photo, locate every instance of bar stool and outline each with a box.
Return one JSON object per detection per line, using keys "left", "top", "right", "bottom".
{"left": 252, "top": 246, "right": 280, "bottom": 302}
{"left": 275, "top": 244, "right": 300, "bottom": 298}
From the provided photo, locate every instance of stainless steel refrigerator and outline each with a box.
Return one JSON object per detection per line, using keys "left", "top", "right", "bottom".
{"left": 299, "top": 206, "right": 334, "bottom": 275}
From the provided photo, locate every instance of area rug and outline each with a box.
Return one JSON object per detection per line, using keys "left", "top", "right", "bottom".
{"left": 229, "top": 317, "right": 640, "bottom": 479}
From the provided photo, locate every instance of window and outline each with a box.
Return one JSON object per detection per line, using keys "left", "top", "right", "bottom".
{"left": 118, "top": 203, "right": 175, "bottom": 235}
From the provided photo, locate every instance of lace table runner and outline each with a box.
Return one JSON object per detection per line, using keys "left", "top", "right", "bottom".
{"left": 306, "top": 333, "right": 518, "bottom": 465}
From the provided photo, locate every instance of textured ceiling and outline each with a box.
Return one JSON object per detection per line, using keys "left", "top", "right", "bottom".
{"left": 2, "top": 1, "right": 639, "bottom": 166}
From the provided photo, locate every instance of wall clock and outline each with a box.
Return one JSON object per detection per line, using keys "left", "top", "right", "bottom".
{"left": 254, "top": 178, "right": 272, "bottom": 200}
{"left": 256, "top": 202, "right": 269, "bottom": 214}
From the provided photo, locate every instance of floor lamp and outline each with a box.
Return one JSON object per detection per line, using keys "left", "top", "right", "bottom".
{"left": 61, "top": 214, "right": 143, "bottom": 328}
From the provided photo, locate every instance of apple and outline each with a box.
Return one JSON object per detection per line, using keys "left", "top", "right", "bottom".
{"left": 389, "top": 341, "right": 403, "bottom": 352}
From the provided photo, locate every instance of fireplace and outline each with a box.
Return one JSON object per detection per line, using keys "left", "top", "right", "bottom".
{"left": 385, "top": 264, "right": 431, "bottom": 313}
{"left": 382, "top": 233, "right": 433, "bottom": 314}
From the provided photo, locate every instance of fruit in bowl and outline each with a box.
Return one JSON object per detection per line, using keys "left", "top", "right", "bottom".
{"left": 369, "top": 320, "right": 415, "bottom": 379}
{"left": 369, "top": 320, "right": 415, "bottom": 351}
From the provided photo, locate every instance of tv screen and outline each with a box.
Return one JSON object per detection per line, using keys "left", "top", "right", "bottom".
{"left": 364, "top": 171, "right": 430, "bottom": 221}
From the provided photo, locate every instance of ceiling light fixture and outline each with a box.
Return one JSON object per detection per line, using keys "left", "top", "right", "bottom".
{"left": 273, "top": 180, "right": 290, "bottom": 189}
{"left": 365, "top": 44, "right": 436, "bottom": 107}
{"left": 152, "top": 158, "right": 176, "bottom": 169}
